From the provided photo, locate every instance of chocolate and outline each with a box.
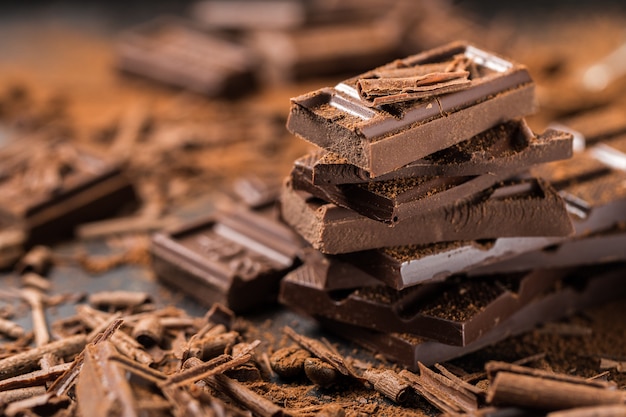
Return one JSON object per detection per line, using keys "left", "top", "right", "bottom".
{"left": 151, "top": 207, "right": 301, "bottom": 312}
{"left": 286, "top": 41, "right": 535, "bottom": 176}
{"left": 116, "top": 17, "right": 256, "bottom": 97}
{"left": 0, "top": 140, "right": 137, "bottom": 244}
{"left": 250, "top": 20, "right": 401, "bottom": 84}
{"left": 190, "top": 0, "right": 307, "bottom": 30}
{"left": 280, "top": 263, "right": 568, "bottom": 346}
{"left": 310, "top": 121, "right": 573, "bottom": 185}
{"left": 292, "top": 153, "right": 513, "bottom": 224}
{"left": 319, "top": 264, "right": 626, "bottom": 369}
{"left": 280, "top": 177, "right": 573, "bottom": 254}
{"left": 470, "top": 225, "right": 626, "bottom": 275}
{"left": 338, "top": 238, "right": 560, "bottom": 290}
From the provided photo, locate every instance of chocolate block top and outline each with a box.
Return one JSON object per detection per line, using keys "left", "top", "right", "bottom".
{"left": 310, "top": 120, "right": 573, "bottom": 184}
{"left": 287, "top": 41, "right": 535, "bottom": 176}
{"left": 281, "top": 177, "right": 573, "bottom": 254}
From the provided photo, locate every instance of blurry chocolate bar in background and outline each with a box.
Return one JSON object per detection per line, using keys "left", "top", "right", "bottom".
{"left": 116, "top": 16, "right": 257, "bottom": 97}
{"left": 0, "top": 137, "right": 137, "bottom": 246}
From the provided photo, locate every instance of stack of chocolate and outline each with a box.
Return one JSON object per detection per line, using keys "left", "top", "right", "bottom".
{"left": 278, "top": 41, "right": 626, "bottom": 368}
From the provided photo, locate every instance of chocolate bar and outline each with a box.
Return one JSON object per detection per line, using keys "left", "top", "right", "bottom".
{"left": 251, "top": 21, "right": 401, "bottom": 84}
{"left": 0, "top": 139, "right": 137, "bottom": 244}
{"left": 280, "top": 263, "right": 568, "bottom": 346}
{"left": 337, "top": 238, "right": 561, "bottom": 290}
{"left": 280, "top": 177, "right": 573, "bottom": 254}
{"left": 116, "top": 17, "right": 256, "bottom": 97}
{"left": 191, "top": 0, "right": 307, "bottom": 30}
{"left": 291, "top": 153, "right": 513, "bottom": 224}
{"left": 319, "top": 264, "right": 626, "bottom": 369}
{"left": 471, "top": 225, "right": 626, "bottom": 275}
{"left": 286, "top": 41, "right": 535, "bottom": 176}
{"left": 309, "top": 121, "right": 573, "bottom": 185}
{"left": 557, "top": 106, "right": 626, "bottom": 146}
{"left": 151, "top": 207, "right": 301, "bottom": 312}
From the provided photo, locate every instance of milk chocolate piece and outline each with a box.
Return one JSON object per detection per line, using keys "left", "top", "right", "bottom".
{"left": 151, "top": 207, "right": 301, "bottom": 312}
{"left": 311, "top": 121, "right": 573, "bottom": 185}
{"left": 116, "top": 17, "right": 256, "bottom": 97}
{"left": 287, "top": 41, "right": 535, "bottom": 176}
{"left": 320, "top": 264, "right": 626, "bottom": 369}
{"left": 292, "top": 153, "right": 512, "bottom": 224}
{"left": 280, "top": 178, "right": 573, "bottom": 254}
{"left": 280, "top": 264, "right": 567, "bottom": 346}
{"left": 0, "top": 140, "right": 137, "bottom": 244}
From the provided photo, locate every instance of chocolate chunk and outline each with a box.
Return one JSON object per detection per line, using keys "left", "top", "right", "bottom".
{"left": 286, "top": 41, "right": 535, "bottom": 176}
{"left": 151, "top": 207, "right": 301, "bottom": 312}
{"left": 319, "top": 264, "right": 626, "bottom": 369}
{"left": 310, "top": 120, "right": 573, "bottom": 185}
{"left": 280, "top": 178, "right": 573, "bottom": 254}
{"left": 292, "top": 153, "right": 513, "bottom": 224}
{"left": 338, "top": 238, "right": 561, "bottom": 290}
{"left": 191, "top": 0, "right": 306, "bottom": 30}
{"left": 116, "top": 17, "right": 256, "bottom": 97}
{"left": 557, "top": 106, "right": 626, "bottom": 146}
{"left": 0, "top": 140, "right": 137, "bottom": 244}
{"left": 280, "top": 263, "right": 568, "bottom": 346}
{"left": 470, "top": 226, "right": 626, "bottom": 276}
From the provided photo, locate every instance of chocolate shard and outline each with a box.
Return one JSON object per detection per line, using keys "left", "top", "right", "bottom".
{"left": 292, "top": 152, "right": 512, "bottom": 225}
{"left": 287, "top": 41, "right": 535, "bottom": 176}
{"left": 280, "top": 177, "right": 573, "bottom": 254}
{"left": 0, "top": 139, "right": 137, "bottom": 244}
{"left": 311, "top": 120, "right": 573, "bottom": 185}
{"left": 280, "top": 261, "right": 568, "bottom": 346}
{"left": 319, "top": 264, "right": 626, "bottom": 369}
{"left": 116, "top": 16, "right": 256, "bottom": 97}
{"left": 151, "top": 207, "right": 302, "bottom": 312}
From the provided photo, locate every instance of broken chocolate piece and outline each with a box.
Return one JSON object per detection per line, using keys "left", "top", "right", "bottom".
{"left": 280, "top": 264, "right": 568, "bottom": 346}
{"left": 151, "top": 207, "right": 301, "bottom": 312}
{"left": 116, "top": 16, "right": 256, "bottom": 97}
{"left": 292, "top": 153, "right": 512, "bottom": 224}
{"left": 280, "top": 177, "right": 572, "bottom": 254}
{"left": 310, "top": 121, "right": 573, "bottom": 184}
{"left": 287, "top": 41, "right": 535, "bottom": 176}
{"left": 319, "top": 264, "right": 626, "bottom": 369}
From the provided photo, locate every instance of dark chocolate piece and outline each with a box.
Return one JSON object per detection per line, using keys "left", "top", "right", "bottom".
{"left": 280, "top": 177, "right": 573, "bottom": 254}
{"left": 470, "top": 225, "right": 626, "bottom": 275}
{"left": 116, "top": 17, "right": 256, "bottom": 97}
{"left": 310, "top": 121, "right": 573, "bottom": 184}
{"left": 286, "top": 41, "right": 535, "bottom": 176}
{"left": 338, "top": 238, "right": 560, "bottom": 290}
{"left": 151, "top": 207, "right": 301, "bottom": 312}
{"left": 280, "top": 263, "right": 568, "bottom": 346}
{"left": 191, "top": 0, "right": 306, "bottom": 30}
{"left": 292, "top": 153, "right": 512, "bottom": 224}
{"left": 0, "top": 140, "right": 137, "bottom": 244}
{"left": 557, "top": 106, "right": 626, "bottom": 146}
{"left": 250, "top": 20, "right": 401, "bottom": 84}
{"left": 319, "top": 264, "right": 626, "bottom": 369}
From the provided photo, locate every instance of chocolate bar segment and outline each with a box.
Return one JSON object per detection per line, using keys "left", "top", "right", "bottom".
{"left": 0, "top": 139, "right": 137, "bottom": 244}
{"left": 116, "top": 17, "right": 256, "bottom": 97}
{"left": 311, "top": 121, "right": 573, "bottom": 184}
{"left": 292, "top": 153, "right": 512, "bottom": 224}
{"left": 471, "top": 225, "right": 626, "bottom": 275}
{"left": 319, "top": 264, "right": 626, "bottom": 369}
{"left": 151, "top": 207, "right": 301, "bottom": 312}
{"left": 280, "top": 178, "right": 573, "bottom": 254}
{"left": 287, "top": 41, "right": 535, "bottom": 176}
{"left": 280, "top": 263, "right": 567, "bottom": 346}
